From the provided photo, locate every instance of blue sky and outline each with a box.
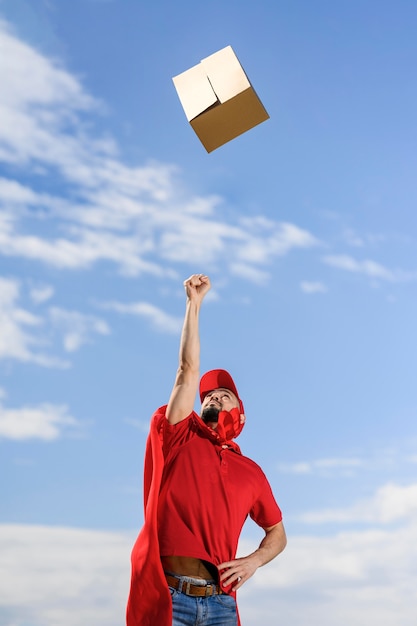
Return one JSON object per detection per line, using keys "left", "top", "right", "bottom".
{"left": 1, "top": 0, "right": 417, "bottom": 624}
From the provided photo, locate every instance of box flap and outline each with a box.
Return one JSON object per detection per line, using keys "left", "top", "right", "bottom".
{"left": 201, "top": 45, "right": 250, "bottom": 103}
{"left": 172, "top": 63, "right": 219, "bottom": 121}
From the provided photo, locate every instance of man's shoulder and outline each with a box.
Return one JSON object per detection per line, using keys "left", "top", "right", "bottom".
{"left": 150, "top": 406, "right": 196, "bottom": 426}
{"left": 151, "top": 408, "right": 202, "bottom": 451}
{"left": 236, "top": 450, "right": 269, "bottom": 477}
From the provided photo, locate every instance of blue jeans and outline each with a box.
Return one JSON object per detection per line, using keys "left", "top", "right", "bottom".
{"left": 168, "top": 575, "right": 238, "bottom": 626}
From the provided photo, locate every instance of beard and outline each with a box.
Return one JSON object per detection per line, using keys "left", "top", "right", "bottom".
{"left": 201, "top": 405, "right": 220, "bottom": 424}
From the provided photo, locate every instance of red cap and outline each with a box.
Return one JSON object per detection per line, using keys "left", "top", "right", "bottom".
{"left": 199, "top": 369, "right": 244, "bottom": 414}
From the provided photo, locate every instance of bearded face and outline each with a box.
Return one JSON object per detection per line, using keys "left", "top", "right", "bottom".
{"left": 201, "top": 405, "right": 220, "bottom": 424}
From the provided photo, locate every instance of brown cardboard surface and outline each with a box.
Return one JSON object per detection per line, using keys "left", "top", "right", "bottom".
{"left": 172, "top": 45, "right": 269, "bottom": 152}
{"left": 191, "top": 89, "right": 269, "bottom": 153}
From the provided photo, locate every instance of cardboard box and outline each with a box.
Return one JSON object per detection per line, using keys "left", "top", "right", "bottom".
{"left": 172, "top": 46, "right": 269, "bottom": 152}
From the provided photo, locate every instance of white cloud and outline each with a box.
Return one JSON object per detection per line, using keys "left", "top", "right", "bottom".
{"left": 124, "top": 417, "right": 151, "bottom": 434}
{"left": 0, "top": 216, "right": 154, "bottom": 273}
{"left": 0, "top": 20, "right": 93, "bottom": 110}
{"left": 297, "top": 481, "right": 417, "bottom": 525}
{"left": 300, "top": 280, "right": 328, "bottom": 294}
{"left": 230, "top": 263, "right": 269, "bottom": 285}
{"left": 29, "top": 284, "right": 54, "bottom": 305}
{"left": 0, "top": 524, "right": 132, "bottom": 626}
{"left": 0, "top": 19, "right": 100, "bottom": 179}
{"left": 49, "top": 307, "right": 110, "bottom": 352}
{"left": 0, "top": 176, "right": 41, "bottom": 206}
{"left": 343, "top": 227, "right": 364, "bottom": 247}
{"left": 0, "top": 276, "right": 67, "bottom": 367}
{"left": 0, "top": 399, "right": 79, "bottom": 441}
{"left": 323, "top": 254, "right": 417, "bottom": 283}
{"left": 100, "top": 300, "right": 183, "bottom": 334}
{"left": 237, "top": 218, "right": 318, "bottom": 264}
{"left": 278, "top": 461, "right": 312, "bottom": 474}
{"left": 314, "top": 457, "right": 362, "bottom": 470}
{"left": 277, "top": 443, "right": 417, "bottom": 480}
{"left": 0, "top": 276, "right": 110, "bottom": 364}
{"left": 278, "top": 456, "right": 364, "bottom": 476}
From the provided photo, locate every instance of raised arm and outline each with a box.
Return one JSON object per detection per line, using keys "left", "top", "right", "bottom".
{"left": 166, "top": 274, "right": 211, "bottom": 425}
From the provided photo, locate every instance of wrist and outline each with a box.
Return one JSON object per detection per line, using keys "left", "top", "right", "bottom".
{"left": 250, "top": 549, "right": 265, "bottom": 569}
{"left": 186, "top": 297, "right": 203, "bottom": 310}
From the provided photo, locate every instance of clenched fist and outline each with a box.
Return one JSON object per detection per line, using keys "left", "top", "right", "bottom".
{"left": 183, "top": 274, "right": 211, "bottom": 303}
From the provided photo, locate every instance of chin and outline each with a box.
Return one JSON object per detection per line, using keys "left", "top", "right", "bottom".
{"left": 201, "top": 406, "right": 220, "bottom": 425}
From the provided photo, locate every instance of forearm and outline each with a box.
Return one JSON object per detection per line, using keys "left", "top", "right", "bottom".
{"left": 177, "top": 298, "right": 201, "bottom": 378}
{"left": 218, "top": 521, "right": 286, "bottom": 591}
{"left": 251, "top": 522, "right": 287, "bottom": 568}
{"left": 166, "top": 300, "right": 201, "bottom": 423}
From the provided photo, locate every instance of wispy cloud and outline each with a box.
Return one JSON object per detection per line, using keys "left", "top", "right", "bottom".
{"left": 124, "top": 417, "right": 151, "bottom": 433}
{"left": 49, "top": 307, "right": 110, "bottom": 352}
{"left": 278, "top": 440, "right": 417, "bottom": 482}
{"left": 300, "top": 280, "right": 328, "bottom": 294}
{"left": 323, "top": 254, "right": 417, "bottom": 283}
{"left": 0, "top": 396, "right": 80, "bottom": 441}
{"left": 230, "top": 263, "right": 269, "bottom": 285}
{"left": 297, "top": 481, "right": 417, "bottom": 525}
{"left": 0, "top": 20, "right": 318, "bottom": 283}
{"left": 0, "top": 524, "right": 132, "bottom": 626}
{"left": 29, "top": 283, "right": 55, "bottom": 305}
{"left": 278, "top": 456, "right": 363, "bottom": 476}
{"left": 0, "top": 276, "right": 67, "bottom": 367}
{"left": 0, "top": 276, "right": 110, "bottom": 364}
{"left": 237, "top": 218, "right": 319, "bottom": 263}
{"left": 100, "top": 300, "right": 183, "bottom": 334}
{"left": 343, "top": 227, "right": 365, "bottom": 247}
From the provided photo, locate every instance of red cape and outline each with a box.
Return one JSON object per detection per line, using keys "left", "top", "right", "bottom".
{"left": 126, "top": 408, "right": 242, "bottom": 626}
{"left": 126, "top": 411, "right": 172, "bottom": 626}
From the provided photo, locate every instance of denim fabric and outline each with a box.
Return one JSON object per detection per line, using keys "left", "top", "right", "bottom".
{"left": 168, "top": 575, "right": 238, "bottom": 626}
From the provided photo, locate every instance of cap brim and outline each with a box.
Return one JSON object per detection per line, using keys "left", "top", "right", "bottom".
{"left": 199, "top": 369, "right": 244, "bottom": 414}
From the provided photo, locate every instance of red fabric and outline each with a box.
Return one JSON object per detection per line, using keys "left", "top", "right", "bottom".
{"left": 126, "top": 411, "right": 171, "bottom": 626}
{"left": 215, "top": 407, "right": 245, "bottom": 442}
{"left": 199, "top": 369, "right": 245, "bottom": 415}
{"left": 158, "top": 411, "right": 282, "bottom": 587}
{"left": 126, "top": 407, "right": 282, "bottom": 626}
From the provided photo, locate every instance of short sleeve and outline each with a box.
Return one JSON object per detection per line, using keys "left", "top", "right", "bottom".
{"left": 249, "top": 473, "right": 283, "bottom": 529}
{"left": 158, "top": 408, "right": 199, "bottom": 458}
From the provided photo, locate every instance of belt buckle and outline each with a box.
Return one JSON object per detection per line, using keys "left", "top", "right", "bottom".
{"left": 205, "top": 583, "right": 215, "bottom": 597}
{"left": 185, "top": 581, "right": 192, "bottom": 595}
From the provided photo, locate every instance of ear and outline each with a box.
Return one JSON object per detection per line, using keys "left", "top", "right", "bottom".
{"left": 240, "top": 414, "right": 246, "bottom": 424}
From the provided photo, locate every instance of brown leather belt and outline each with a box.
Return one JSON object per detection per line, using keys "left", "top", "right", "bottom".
{"left": 165, "top": 574, "right": 223, "bottom": 597}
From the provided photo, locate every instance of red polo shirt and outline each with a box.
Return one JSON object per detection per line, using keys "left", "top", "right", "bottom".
{"left": 158, "top": 410, "right": 282, "bottom": 591}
